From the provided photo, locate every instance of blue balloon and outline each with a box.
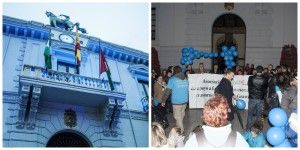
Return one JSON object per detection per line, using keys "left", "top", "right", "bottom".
{"left": 275, "top": 139, "right": 291, "bottom": 147}
{"left": 185, "top": 51, "right": 190, "bottom": 57}
{"left": 182, "top": 48, "right": 188, "bottom": 53}
{"left": 209, "top": 53, "right": 214, "bottom": 58}
{"left": 189, "top": 47, "right": 194, "bottom": 53}
{"left": 236, "top": 99, "right": 246, "bottom": 109}
{"left": 220, "top": 52, "right": 225, "bottom": 57}
{"left": 181, "top": 59, "right": 185, "bottom": 65}
{"left": 227, "top": 50, "right": 233, "bottom": 56}
{"left": 204, "top": 53, "right": 209, "bottom": 58}
{"left": 188, "top": 60, "right": 193, "bottom": 65}
{"left": 225, "top": 61, "right": 230, "bottom": 66}
{"left": 183, "top": 57, "right": 188, "bottom": 61}
{"left": 233, "top": 51, "right": 238, "bottom": 57}
{"left": 228, "top": 56, "right": 233, "bottom": 61}
{"left": 196, "top": 52, "right": 201, "bottom": 59}
{"left": 224, "top": 51, "right": 230, "bottom": 56}
{"left": 193, "top": 50, "right": 198, "bottom": 56}
{"left": 222, "top": 46, "right": 228, "bottom": 52}
{"left": 267, "top": 127, "right": 286, "bottom": 146}
{"left": 269, "top": 108, "right": 288, "bottom": 127}
{"left": 214, "top": 53, "right": 218, "bottom": 58}
{"left": 230, "top": 46, "right": 236, "bottom": 51}
{"left": 190, "top": 53, "right": 195, "bottom": 59}
{"left": 224, "top": 56, "right": 229, "bottom": 61}
{"left": 198, "top": 51, "right": 203, "bottom": 57}
{"left": 231, "top": 61, "right": 236, "bottom": 67}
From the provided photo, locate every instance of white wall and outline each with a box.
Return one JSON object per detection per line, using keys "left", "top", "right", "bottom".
{"left": 116, "top": 61, "right": 143, "bottom": 111}
{"left": 3, "top": 36, "right": 24, "bottom": 92}
{"left": 153, "top": 3, "right": 297, "bottom": 69}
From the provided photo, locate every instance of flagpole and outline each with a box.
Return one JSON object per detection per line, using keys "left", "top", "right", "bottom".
{"left": 99, "top": 39, "right": 101, "bottom": 79}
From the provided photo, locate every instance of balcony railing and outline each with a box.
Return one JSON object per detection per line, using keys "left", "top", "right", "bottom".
{"left": 21, "top": 65, "right": 123, "bottom": 93}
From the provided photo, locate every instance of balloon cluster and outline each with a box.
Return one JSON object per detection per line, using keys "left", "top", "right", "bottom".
{"left": 266, "top": 108, "right": 291, "bottom": 147}
{"left": 220, "top": 45, "right": 238, "bottom": 69}
{"left": 181, "top": 47, "right": 219, "bottom": 65}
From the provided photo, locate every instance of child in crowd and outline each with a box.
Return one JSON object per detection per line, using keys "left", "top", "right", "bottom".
{"left": 167, "top": 127, "right": 185, "bottom": 148}
{"left": 151, "top": 122, "right": 168, "bottom": 147}
{"left": 243, "top": 121, "right": 266, "bottom": 147}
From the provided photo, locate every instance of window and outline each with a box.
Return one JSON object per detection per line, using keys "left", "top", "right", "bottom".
{"left": 138, "top": 80, "right": 149, "bottom": 112}
{"left": 151, "top": 7, "right": 156, "bottom": 40}
{"left": 57, "top": 62, "right": 79, "bottom": 74}
{"left": 138, "top": 80, "right": 149, "bottom": 99}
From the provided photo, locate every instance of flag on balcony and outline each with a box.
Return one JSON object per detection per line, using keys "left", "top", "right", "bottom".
{"left": 44, "top": 40, "right": 52, "bottom": 69}
{"left": 100, "top": 49, "right": 115, "bottom": 91}
{"left": 75, "top": 29, "right": 81, "bottom": 66}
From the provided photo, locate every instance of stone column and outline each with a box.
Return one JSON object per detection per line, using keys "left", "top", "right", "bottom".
{"left": 16, "top": 84, "right": 30, "bottom": 129}
{"left": 27, "top": 85, "right": 42, "bottom": 130}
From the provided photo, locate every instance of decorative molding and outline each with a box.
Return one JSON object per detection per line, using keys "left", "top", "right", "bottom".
{"left": 3, "top": 15, "right": 148, "bottom": 66}
{"left": 128, "top": 64, "right": 148, "bottom": 82}
{"left": 186, "top": 3, "right": 205, "bottom": 16}
{"left": 120, "top": 109, "right": 148, "bottom": 121}
{"left": 27, "top": 85, "right": 42, "bottom": 130}
{"left": 16, "top": 84, "right": 30, "bottom": 129}
{"left": 254, "top": 3, "right": 273, "bottom": 16}
{"left": 3, "top": 91, "right": 20, "bottom": 103}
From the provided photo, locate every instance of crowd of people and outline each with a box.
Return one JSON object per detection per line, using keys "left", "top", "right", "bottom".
{"left": 151, "top": 62, "right": 297, "bottom": 148}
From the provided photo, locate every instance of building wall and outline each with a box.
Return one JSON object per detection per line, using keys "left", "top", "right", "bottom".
{"left": 3, "top": 16, "right": 148, "bottom": 147}
{"left": 152, "top": 3, "right": 297, "bottom": 70}
{"left": 3, "top": 97, "right": 147, "bottom": 147}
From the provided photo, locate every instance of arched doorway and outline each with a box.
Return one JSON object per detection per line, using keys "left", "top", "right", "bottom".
{"left": 46, "top": 130, "right": 92, "bottom": 147}
{"left": 212, "top": 13, "right": 246, "bottom": 72}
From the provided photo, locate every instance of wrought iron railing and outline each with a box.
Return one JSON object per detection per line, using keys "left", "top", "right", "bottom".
{"left": 21, "top": 65, "right": 123, "bottom": 93}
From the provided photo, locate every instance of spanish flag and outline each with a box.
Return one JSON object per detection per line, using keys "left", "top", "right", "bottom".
{"left": 75, "top": 29, "right": 81, "bottom": 66}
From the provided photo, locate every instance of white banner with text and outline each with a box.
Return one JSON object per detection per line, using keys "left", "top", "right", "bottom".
{"left": 188, "top": 74, "right": 250, "bottom": 109}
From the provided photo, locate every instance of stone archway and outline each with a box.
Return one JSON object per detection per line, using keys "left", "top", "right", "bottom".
{"left": 212, "top": 13, "right": 246, "bottom": 71}
{"left": 46, "top": 130, "right": 92, "bottom": 147}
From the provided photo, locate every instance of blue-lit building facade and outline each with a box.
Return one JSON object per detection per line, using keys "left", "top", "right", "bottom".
{"left": 3, "top": 16, "right": 149, "bottom": 147}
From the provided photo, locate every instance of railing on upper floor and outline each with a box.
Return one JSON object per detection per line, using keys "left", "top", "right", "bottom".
{"left": 20, "top": 64, "right": 123, "bottom": 93}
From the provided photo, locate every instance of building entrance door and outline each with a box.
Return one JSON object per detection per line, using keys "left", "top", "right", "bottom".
{"left": 46, "top": 131, "right": 91, "bottom": 147}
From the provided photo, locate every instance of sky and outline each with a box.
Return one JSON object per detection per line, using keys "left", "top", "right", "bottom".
{"left": 3, "top": 3, "right": 149, "bottom": 53}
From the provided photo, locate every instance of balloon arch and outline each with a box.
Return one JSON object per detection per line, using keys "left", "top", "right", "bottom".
{"left": 181, "top": 45, "right": 238, "bottom": 69}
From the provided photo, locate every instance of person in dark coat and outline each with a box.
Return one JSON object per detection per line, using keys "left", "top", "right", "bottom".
{"left": 246, "top": 66, "right": 268, "bottom": 130}
{"left": 214, "top": 69, "right": 237, "bottom": 121}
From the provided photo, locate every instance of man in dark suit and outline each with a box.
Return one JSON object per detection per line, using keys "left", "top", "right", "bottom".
{"left": 215, "top": 69, "right": 237, "bottom": 121}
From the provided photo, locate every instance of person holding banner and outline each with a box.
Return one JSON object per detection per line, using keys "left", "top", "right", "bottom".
{"left": 167, "top": 66, "right": 189, "bottom": 133}
{"left": 214, "top": 69, "right": 237, "bottom": 121}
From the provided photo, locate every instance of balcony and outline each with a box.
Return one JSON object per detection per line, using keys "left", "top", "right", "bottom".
{"left": 17, "top": 65, "right": 126, "bottom": 130}
{"left": 19, "top": 65, "right": 125, "bottom": 107}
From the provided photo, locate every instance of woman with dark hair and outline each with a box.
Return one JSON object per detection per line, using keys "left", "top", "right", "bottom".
{"left": 198, "top": 63, "right": 206, "bottom": 74}
{"left": 186, "top": 64, "right": 195, "bottom": 74}
{"left": 185, "top": 95, "right": 249, "bottom": 147}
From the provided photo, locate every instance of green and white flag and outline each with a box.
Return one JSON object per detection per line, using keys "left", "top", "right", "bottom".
{"left": 44, "top": 40, "right": 52, "bottom": 69}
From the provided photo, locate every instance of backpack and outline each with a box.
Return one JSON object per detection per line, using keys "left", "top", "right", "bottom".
{"left": 194, "top": 126, "right": 237, "bottom": 147}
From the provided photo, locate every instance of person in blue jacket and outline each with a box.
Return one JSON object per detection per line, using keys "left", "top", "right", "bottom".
{"left": 243, "top": 121, "right": 266, "bottom": 147}
{"left": 167, "top": 66, "right": 189, "bottom": 133}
